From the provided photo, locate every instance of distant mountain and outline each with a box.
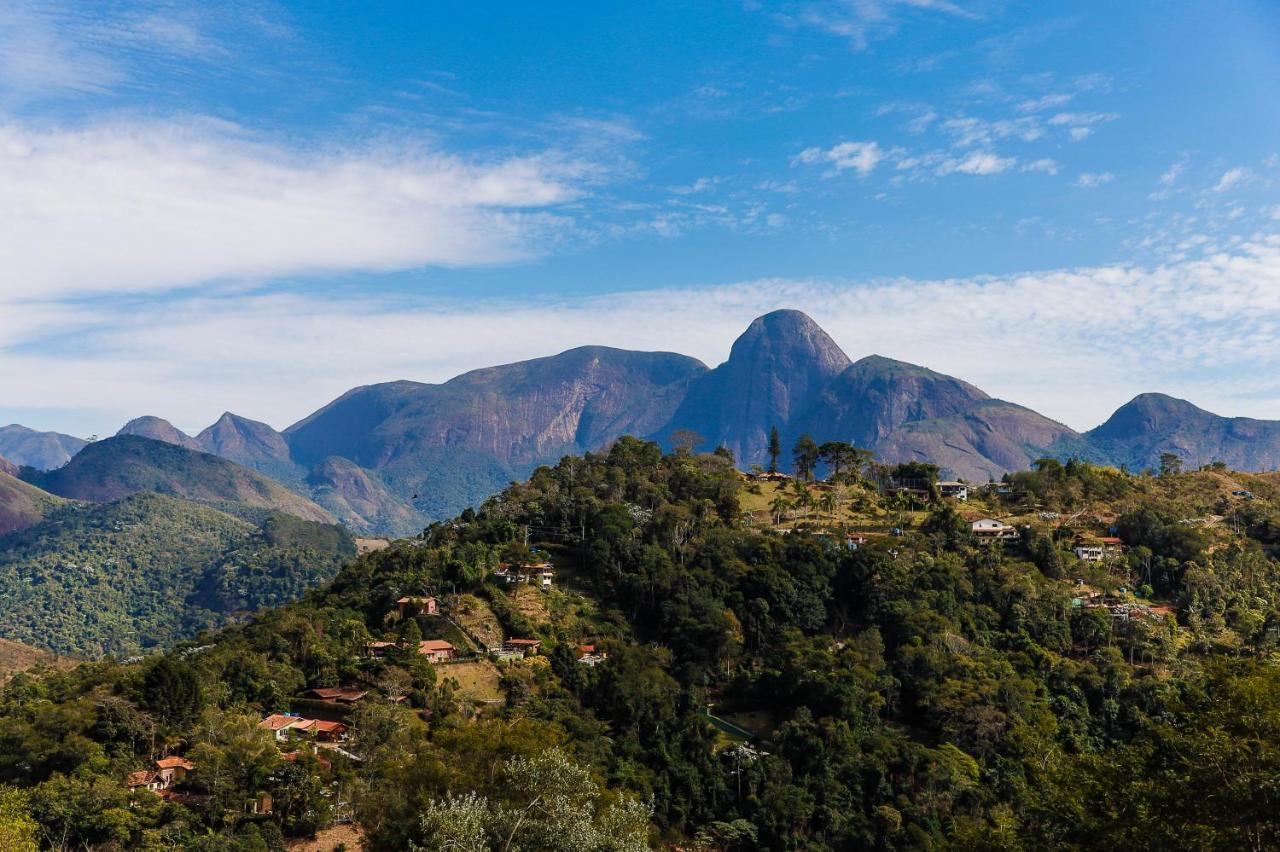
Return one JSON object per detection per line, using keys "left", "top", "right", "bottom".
{"left": 286, "top": 345, "right": 708, "bottom": 517}
{"left": 25, "top": 310, "right": 1280, "bottom": 531}
{"left": 195, "top": 412, "right": 307, "bottom": 486}
{"left": 1084, "top": 393, "right": 1280, "bottom": 472}
{"left": 659, "top": 309, "right": 850, "bottom": 464}
{"left": 27, "top": 435, "right": 334, "bottom": 524}
{"left": 117, "top": 415, "right": 203, "bottom": 450}
{"left": 0, "top": 468, "right": 65, "bottom": 536}
{"left": 0, "top": 493, "right": 354, "bottom": 657}
{"left": 0, "top": 454, "right": 16, "bottom": 478}
{"left": 0, "top": 425, "right": 87, "bottom": 470}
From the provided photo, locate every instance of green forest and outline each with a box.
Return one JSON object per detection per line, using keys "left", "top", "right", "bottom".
{"left": 0, "top": 493, "right": 356, "bottom": 657}
{"left": 3, "top": 439, "right": 1280, "bottom": 850}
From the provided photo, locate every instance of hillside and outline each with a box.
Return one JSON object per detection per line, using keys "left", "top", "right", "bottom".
{"left": 0, "top": 492, "right": 355, "bottom": 656}
{"left": 0, "top": 469, "right": 65, "bottom": 536}
{"left": 4, "top": 443, "right": 1280, "bottom": 848}
{"left": 28, "top": 435, "right": 335, "bottom": 524}
{"left": 0, "top": 424, "right": 86, "bottom": 470}
{"left": 0, "top": 638, "right": 71, "bottom": 682}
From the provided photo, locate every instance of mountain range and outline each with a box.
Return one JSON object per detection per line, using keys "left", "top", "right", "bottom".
{"left": 7, "top": 309, "right": 1280, "bottom": 535}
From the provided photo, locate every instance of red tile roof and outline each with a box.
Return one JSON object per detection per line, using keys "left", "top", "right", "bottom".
{"left": 126, "top": 770, "right": 156, "bottom": 787}
{"left": 418, "top": 640, "right": 455, "bottom": 652}
{"left": 155, "top": 756, "right": 195, "bottom": 771}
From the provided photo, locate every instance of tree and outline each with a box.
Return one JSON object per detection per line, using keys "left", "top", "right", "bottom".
{"left": 792, "top": 435, "right": 820, "bottom": 481}
{"left": 818, "top": 441, "right": 865, "bottom": 482}
{"left": 670, "top": 429, "right": 706, "bottom": 455}
{"left": 141, "top": 656, "right": 201, "bottom": 727}
{"left": 767, "top": 427, "right": 782, "bottom": 473}
{"left": 1159, "top": 452, "right": 1182, "bottom": 476}
{"left": 0, "top": 785, "right": 37, "bottom": 852}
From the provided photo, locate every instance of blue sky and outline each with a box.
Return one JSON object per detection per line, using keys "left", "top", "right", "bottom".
{"left": 1, "top": 0, "right": 1278, "bottom": 437}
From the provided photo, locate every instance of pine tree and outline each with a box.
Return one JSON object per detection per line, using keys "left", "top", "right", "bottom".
{"left": 767, "top": 426, "right": 782, "bottom": 473}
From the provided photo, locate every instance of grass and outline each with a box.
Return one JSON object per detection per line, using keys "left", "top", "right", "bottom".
{"left": 440, "top": 658, "right": 504, "bottom": 702}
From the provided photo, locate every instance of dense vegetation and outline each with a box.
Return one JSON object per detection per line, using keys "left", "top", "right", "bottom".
{"left": 0, "top": 493, "right": 355, "bottom": 657}
{"left": 3, "top": 441, "right": 1280, "bottom": 849}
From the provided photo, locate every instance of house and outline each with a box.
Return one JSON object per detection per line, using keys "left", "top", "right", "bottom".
{"left": 311, "top": 720, "right": 349, "bottom": 743}
{"left": 938, "top": 481, "right": 969, "bottom": 501}
{"left": 1074, "top": 536, "right": 1124, "bottom": 562}
{"left": 367, "top": 640, "right": 398, "bottom": 658}
{"left": 576, "top": 645, "right": 608, "bottom": 667}
{"left": 259, "top": 714, "right": 314, "bottom": 742}
{"left": 418, "top": 639, "right": 456, "bottom": 663}
{"left": 971, "top": 518, "right": 1017, "bottom": 539}
{"left": 305, "top": 687, "right": 368, "bottom": 705}
{"left": 535, "top": 564, "right": 555, "bottom": 591}
{"left": 396, "top": 595, "right": 438, "bottom": 616}
{"left": 750, "top": 471, "right": 792, "bottom": 482}
{"left": 502, "top": 638, "right": 542, "bottom": 656}
{"left": 846, "top": 535, "right": 868, "bottom": 550}
{"left": 127, "top": 756, "right": 195, "bottom": 793}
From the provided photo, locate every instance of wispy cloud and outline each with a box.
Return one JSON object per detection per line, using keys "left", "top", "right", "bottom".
{"left": 1214, "top": 167, "right": 1252, "bottom": 193}
{"left": 0, "top": 118, "right": 600, "bottom": 300}
{"left": 794, "top": 140, "right": 886, "bottom": 175}
{"left": 787, "top": 0, "right": 979, "bottom": 51}
{"left": 6, "top": 235, "right": 1280, "bottom": 435}
{"left": 936, "top": 150, "right": 1014, "bottom": 175}
{"left": 1076, "top": 171, "right": 1114, "bottom": 187}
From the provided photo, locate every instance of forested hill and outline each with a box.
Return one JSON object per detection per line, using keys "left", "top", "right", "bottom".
{"left": 0, "top": 493, "right": 355, "bottom": 657}
{"left": 4, "top": 443, "right": 1280, "bottom": 849}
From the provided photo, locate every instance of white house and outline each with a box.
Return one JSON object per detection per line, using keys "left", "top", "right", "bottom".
{"left": 971, "top": 518, "right": 1017, "bottom": 539}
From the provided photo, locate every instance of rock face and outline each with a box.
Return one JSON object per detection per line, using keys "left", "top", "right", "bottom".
{"left": 307, "top": 456, "right": 425, "bottom": 538}
{"left": 658, "top": 309, "right": 851, "bottom": 464}
{"left": 1084, "top": 393, "right": 1280, "bottom": 472}
{"left": 0, "top": 425, "right": 87, "bottom": 470}
{"left": 27, "top": 435, "right": 334, "bottom": 524}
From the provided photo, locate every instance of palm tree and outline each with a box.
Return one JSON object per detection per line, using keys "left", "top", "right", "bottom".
{"left": 819, "top": 490, "right": 837, "bottom": 522}
{"left": 770, "top": 494, "right": 791, "bottom": 526}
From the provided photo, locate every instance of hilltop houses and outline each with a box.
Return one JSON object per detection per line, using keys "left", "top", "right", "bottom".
{"left": 305, "top": 687, "right": 368, "bottom": 705}
{"left": 396, "top": 595, "right": 438, "bottom": 616}
{"left": 1074, "top": 536, "right": 1124, "bottom": 562}
{"left": 938, "top": 481, "right": 969, "bottom": 501}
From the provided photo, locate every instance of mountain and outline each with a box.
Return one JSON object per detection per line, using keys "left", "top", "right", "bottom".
{"left": 0, "top": 425, "right": 87, "bottom": 470}
{"left": 117, "top": 415, "right": 203, "bottom": 450}
{"left": 658, "top": 309, "right": 851, "bottom": 464}
{"left": 0, "top": 492, "right": 354, "bottom": 656}
{"left": 1084, "top": 393, "right": 1280, "bottom": 472}
{"left": 0, "top": 468, "right": 65, "bottom": 536}
{"left": 195, "top": 412, "right": 307, "bottom": 486}
{"left": 27, "top": 435, "right": 335, "bottom": 524}
{"left": 286, "top": 345, "right": 708, "bottom": 517}
{"left": 306, "top": 456, "right": 425, "bottom": 537}
{"left": 0, "top": 638, "right": 72, "bottom": 683}
{"left": 0, "top": 454, "right": 16, "bottom": 477}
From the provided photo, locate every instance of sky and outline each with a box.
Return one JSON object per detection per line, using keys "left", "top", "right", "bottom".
{"left": 1, "top": 0, "right": 1279, "bottom": 438}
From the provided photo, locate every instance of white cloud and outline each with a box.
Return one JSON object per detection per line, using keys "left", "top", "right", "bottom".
{"left": 792, "top": 0, "right": 978, "bottom": 51}
{"left": 0, "top": 118, "right": 594, "bottom": 300}
{"left": 1160, "top": 160, "right": 1186, "bottom": 186}
{"left": 7, "top": 235, "right": 1280, "bottom": 436}
{"left": 795, "top": 140, "right": 885, "bottom": 175}
{"left": 1214, "top": 167, "right": 1251, "bottom": 192}
{"left": 937, "top": 150, "right": 1014, "bottom": 175}
{"left": 1022, "top": 158, "right": 1059, "bottom": 175}
{"left": 1016, "top": 93, "right": 1073, "bottom": 113}
{"left": 1076, "top": 171, "right": 1114, "bottom": 187}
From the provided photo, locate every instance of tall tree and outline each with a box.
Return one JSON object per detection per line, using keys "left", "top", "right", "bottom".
{"left": 1159, "top": 452, "right": 1183, "bottom": 476}
{"left": 767, "top": 427, "right": 782, "bottom": 473}
{"left": 792, "top": 434, "right": 820, "bottom": 481}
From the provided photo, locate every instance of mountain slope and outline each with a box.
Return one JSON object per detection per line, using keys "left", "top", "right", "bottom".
{"left": 0, "top": 493, "right": 354, "bottom": 656}
{"left": 27, "top": 435, "right": 335, "bottom": 524}
{"left": 658, "top": 309, "right": 851, "bottom": 463}
{"left": 0, "top": 425, "right": 87, "bottom": 470}
{"left": 0, "top": 469, "right": 65, "bottom": 535}
{"left": 1084, "top": 393, "right": 1280, "bottom": 472}
{"left": 195, "top": 412, "right": 307, "bottom": 486}
{"left": 306, "top": 456, "right": 426, "bottom": 537}
{"left": 286, "top": 346, "right": 707, "bottom": 516}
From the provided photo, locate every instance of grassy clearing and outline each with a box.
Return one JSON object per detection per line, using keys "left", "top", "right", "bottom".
{"left": 439, "top": 658, "right": 503, "bottom": 702}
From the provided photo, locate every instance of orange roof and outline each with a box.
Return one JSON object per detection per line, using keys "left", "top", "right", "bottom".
{"left": 505, "top": 638, "right": 540, "bottom": 646}
{"left": 126, "top": 770, "right": 156, "bottom": 787}
{"left": 155, "top": 756, "right": 194, "bottom": 771}
{"left": 259, "top": 713, "right": 303, "bottom": 731}
{"left": 418, "top": 639, "right": 454, "bottom": 652}
{"left": 307, "top": 687, "right": 368, "bottom": 701}
{"left": 396, "top": 595, "right": 435, "bottom": 603}
{"left": 312, "top": 720, "right": 347, "bottom": 733}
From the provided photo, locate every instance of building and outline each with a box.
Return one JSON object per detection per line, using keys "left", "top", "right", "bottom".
{"left": 418, "top": 639, "right": 456, "bottom": 663}
{"left": 1074, "top": 536, "right": 1124, "bottom": 562}
{"left": 938, "top": 481, "right": 969, "bottom": 501}
{"left": 576, "top": 644, "right": 608, "bottom": 666}
{"left": 127, "top": 756, "right": 195, "bottom": 793}
{"left": 396, "top": 595, "right": 438, "bottom": 616}
{"left": 259, "top": 714, "right": 315, "bottom": 742}
{"left": 971, "top": 518, "right": 1017, "bottom": 539}
{"left": 502, "top": 638, "right": 542, "bottom": 656}
{"left": 305, "top": 687, "right": 368, "bottom": 705}
{"left": 366, "top": 640, "right": 397, "bottom": 658}
{"left": 311, "top": 720, "right": 349, "bottom": 743}
{"left": 536, "top": 564, "right": 555, "bottom": 591}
